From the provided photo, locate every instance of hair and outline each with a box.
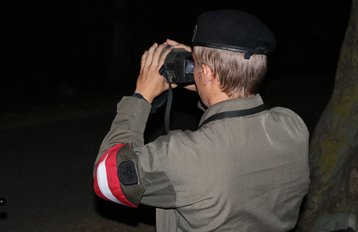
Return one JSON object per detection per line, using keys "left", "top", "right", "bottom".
{"left": 193, "top": 46, "right": 267, "bottom": 97}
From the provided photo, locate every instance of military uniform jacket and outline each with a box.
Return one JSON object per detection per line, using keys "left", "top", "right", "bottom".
{"left": 94, "top": 94, "right": 310, "bottom": 232}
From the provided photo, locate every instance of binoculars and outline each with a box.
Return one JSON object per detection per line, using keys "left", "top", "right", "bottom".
{"left": 159, "top": 48, "right": 194, "bottom": 84}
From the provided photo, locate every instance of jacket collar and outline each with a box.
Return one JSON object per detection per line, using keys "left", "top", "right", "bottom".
{"left": 199, "top": 94, "right": 264, "bottom": 126}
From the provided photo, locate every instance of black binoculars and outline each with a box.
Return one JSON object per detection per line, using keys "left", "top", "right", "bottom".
{"left": 159, "top": 48, "right": 194, "bottom": 84}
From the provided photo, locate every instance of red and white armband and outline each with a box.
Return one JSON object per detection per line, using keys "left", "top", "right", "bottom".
{"left": 93, "top": 143, "right": 146, "bottom": 208}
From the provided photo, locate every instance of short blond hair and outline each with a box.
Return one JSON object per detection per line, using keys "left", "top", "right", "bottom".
{"left": 193, "top": 46, "right": 267, "bottom": 97}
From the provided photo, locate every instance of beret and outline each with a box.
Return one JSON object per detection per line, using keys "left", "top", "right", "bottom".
{"left": 192, "top": 9, "right": 276, "bottom": 59}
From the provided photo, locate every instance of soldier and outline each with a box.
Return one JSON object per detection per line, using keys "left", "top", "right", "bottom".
{"left": 93, "top": 9, "right": 310, "bottom": 231}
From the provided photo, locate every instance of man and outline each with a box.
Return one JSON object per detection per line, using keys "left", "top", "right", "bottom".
{"left": 93, "top": 9, "right": 310, "bottom": 231}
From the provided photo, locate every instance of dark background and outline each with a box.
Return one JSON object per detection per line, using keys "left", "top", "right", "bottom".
{"left": 2, "top": 0, "right": 352, "bottom": 127}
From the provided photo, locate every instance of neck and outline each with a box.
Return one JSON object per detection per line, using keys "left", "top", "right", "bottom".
{"left": 207, "top": 92, "right": 254, "bottom": 107}
{"left": 207, "top": 92, "right": 231, "bottom": 106}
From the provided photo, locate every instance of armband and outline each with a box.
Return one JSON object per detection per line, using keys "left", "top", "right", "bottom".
{"left": 93, "top": 144, "right": 146, "bottom": 207}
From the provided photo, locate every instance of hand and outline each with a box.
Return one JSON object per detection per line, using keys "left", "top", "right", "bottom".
{"left": 135, "top": 42, "right": 173, "bottom": 103}
{"left": 184, "top": 84, "right": 197, "bottom": 92}
{"left": 166, "top": 38, "right": 191, "bottom": 52}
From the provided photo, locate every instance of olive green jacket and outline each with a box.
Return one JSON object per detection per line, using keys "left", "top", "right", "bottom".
{"left": 95, "top": 94, "right": 310, "bottom": 232}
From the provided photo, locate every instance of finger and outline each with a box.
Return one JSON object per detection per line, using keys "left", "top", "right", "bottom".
{"left": 166, "top": 38, "right": 179, "bottom": 46}
{"left": 184, "top": 84, "right": 197, "bottom": 92}
{"left": 151, "top": 43, "right": 168, "bottom": 66}
{"left": 166, "top": 38, "right": 192, "bottom": 52}
{"left": 143, "top": 43, "right": 158, "bottom": 68}
{"left": 140, "top": 51, "right": 148, "bottom": 73}
{"left": 158, "top": 45, "right": 173, "bottom": 67}
{"left": 159, "top": 43, "right": 171, "bottom": 58}
{"left": 170, "top": 83, "right": 178, "bottom": 89}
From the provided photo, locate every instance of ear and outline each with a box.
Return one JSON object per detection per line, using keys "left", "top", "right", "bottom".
{"left": 201, "top": 64, "right": 216, "bottom": 85}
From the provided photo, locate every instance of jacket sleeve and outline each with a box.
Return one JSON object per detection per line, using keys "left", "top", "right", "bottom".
{"left": 95, "top": 96, "right": 151, "bottom": 164}
{"left": 93, "top": 96, "right": 176, "bottom": 208}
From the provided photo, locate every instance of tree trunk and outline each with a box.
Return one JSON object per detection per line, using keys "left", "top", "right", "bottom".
{"left": 295, "top": 0, "right": 358, "bottom": 231}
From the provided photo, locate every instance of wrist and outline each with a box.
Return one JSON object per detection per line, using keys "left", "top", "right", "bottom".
{"left": 132, "top": 92, "right": 151, "bottom": 103}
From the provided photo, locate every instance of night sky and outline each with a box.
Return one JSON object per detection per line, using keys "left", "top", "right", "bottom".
{"left": 2, "top": 0, "right": 352, "bottom": 116}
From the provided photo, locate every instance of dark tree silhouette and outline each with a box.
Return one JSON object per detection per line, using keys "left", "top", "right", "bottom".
{"left": 295, "top": 0, "right": 358, "bottom": 231}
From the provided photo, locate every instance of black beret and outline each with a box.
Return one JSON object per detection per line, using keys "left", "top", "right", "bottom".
{"left": 192, "top": 9, "right": 276, "bottom": 59}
